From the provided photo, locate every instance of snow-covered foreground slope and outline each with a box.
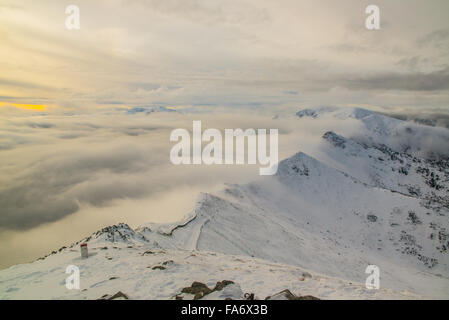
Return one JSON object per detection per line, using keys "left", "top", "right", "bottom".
{"left": 1, "top": 107, "right": 448, "bottom": 299}
{"left": 0, "top": 233, "right": 419, "bottom": 300}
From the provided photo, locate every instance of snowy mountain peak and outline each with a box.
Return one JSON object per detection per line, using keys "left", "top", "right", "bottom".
{"left": 126, "top": 106, "right": 177, "bottom": 115}
{"left": 296, "top": 107, "right": 400, "bottom": 134}
{"left": 81, "top": 223, "right": 148, "bottom": 244}
{"left": 276, "top": 152, "right": 315, "bottom": 178}
{"left": 297, "top": 107, "right": 449, "bottom": 160}
{"left": 296, "top": 109, "right": 319, "bottom": 118}
{"left": 323, "top": 131, "right": 350, "bottom": 149}
{"left": 339, "top": 107, "right": 381, "bottom": 120}
{"left": 296, "top": 106, "right": 385, "bottom": 121}
{"left": 320, "top": 130, "right": 449, "bottom": 204}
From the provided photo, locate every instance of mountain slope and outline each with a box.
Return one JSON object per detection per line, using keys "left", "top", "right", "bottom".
{"left": 319, "top": 131, "right": 449, "bottom": 204}
{"left": 137, "top": 149, "right": 448, "bottom": 298}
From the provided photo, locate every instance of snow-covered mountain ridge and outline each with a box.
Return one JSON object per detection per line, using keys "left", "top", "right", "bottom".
{"left": 297, "top": 107, "right": 449, "bottom": 160}
{"left": 1, "top": 107, "right": 448, "bottom": 299}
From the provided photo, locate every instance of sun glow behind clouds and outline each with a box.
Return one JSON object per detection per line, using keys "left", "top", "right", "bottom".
{"left": 0, "top": 102, "right": 47, "bottom": 111}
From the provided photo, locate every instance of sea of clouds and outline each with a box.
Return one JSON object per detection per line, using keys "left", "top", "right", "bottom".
{"left": 1, "top": 104, "right": 448, "bottom": 268}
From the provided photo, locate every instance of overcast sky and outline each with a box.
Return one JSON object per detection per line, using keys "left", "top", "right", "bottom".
{"left": 1, "top": 0, "right": 448, "bottom": 112}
